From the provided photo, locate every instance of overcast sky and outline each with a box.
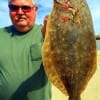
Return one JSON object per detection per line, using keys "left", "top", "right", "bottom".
{"left": 0, "top": 0, "right": 100, "bottom": 35}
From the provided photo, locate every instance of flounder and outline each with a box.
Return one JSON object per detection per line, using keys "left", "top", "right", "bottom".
{"left": 42, "top": 0, "right": 96, "bottom": 100}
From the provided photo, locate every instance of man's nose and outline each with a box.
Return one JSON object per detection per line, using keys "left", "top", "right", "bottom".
{"left": 17, "top": 8, "right": 24, "bottom": 14}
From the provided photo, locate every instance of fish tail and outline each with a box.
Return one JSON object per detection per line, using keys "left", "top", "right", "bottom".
{"left": 69, "top": 95, "right": 81, "bottom": 100}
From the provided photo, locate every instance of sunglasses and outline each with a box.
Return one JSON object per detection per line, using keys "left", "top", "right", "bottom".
{"left": 8, "top": 4, "right": 34, "bottom": 12}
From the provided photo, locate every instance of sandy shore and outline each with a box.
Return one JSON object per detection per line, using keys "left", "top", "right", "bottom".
{"left": 51, "top": 50, "right": 100, "bottom": 100}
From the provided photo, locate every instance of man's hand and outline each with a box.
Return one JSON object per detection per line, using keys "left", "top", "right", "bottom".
{"left": 42, "top": 16, "right": 48, "bottom": 38}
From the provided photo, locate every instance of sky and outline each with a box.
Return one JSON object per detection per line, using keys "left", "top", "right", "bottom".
{"left": 0, "top": 0, "right": 100, "bottom": 35}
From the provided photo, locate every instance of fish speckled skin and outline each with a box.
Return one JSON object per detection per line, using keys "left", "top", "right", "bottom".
{"left": 42, "top": 0, "right": 97, "bottom": 100}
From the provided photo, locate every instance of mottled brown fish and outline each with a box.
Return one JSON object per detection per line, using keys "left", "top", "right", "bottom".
{"left": 42, "top": 0, "right": 97, "bottom": 100}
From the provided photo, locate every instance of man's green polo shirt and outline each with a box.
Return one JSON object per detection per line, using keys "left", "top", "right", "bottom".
{"left": 0, "top": 24, "right": 51, "bottom": 100}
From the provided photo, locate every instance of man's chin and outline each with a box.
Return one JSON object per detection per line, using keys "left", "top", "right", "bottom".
{"left": 16, "top": 21, "right": 27, "bottom": 27}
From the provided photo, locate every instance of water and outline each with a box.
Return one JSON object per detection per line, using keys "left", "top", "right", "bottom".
{"left": 96, "top": 40, "right": 100, "bottom": 50}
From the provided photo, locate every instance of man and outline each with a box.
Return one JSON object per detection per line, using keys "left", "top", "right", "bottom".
{"left": 0, "top": 0, "right": 51, "bottom": 100}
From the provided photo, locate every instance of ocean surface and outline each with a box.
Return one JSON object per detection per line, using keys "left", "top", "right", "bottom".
{"left": 96, "top": 40, "right": 100, "bottom": 50}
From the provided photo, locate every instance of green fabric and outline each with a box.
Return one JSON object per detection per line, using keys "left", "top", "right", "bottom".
{"left": 0, "top": 25, "right": 51, "bottom": 100}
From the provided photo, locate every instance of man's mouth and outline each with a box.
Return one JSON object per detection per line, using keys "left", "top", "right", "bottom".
{"left": 15, "top": 16, "right": 26, "bottom": 20}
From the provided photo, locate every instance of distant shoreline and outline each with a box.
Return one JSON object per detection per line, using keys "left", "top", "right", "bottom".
{"left": 96, "top": 36, "right": 100, "bottom": 40}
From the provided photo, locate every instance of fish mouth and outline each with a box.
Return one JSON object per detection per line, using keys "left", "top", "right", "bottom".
{"left": 54, "top": 0, "right": 73, "bottom": 9}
